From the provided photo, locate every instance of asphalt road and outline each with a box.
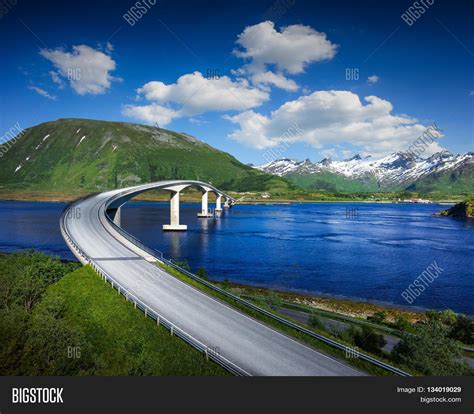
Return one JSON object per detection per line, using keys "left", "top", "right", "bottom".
{"left": 64, "top": 184, "right": 364, "bottom": 376}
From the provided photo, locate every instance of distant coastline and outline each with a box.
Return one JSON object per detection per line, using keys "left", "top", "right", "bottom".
{"left": 0, "top": 189, "right": 463, "bottom": 205}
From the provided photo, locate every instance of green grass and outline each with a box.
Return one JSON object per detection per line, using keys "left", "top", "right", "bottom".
{"left": 43, "top": 266, "right": 229, "bottom": 376}
{"left": 0, "top": 118, "right": 291, "bottom": 194}
{"left": 156, "top": 262, "right": 401, "bottom": 376}
{"left": 287, "top": 171, "right": 380, "bottom": 193}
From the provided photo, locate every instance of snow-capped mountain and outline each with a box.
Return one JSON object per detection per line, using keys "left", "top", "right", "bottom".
{"left": 255, "top": 151, "right": 474, "bottom": 191}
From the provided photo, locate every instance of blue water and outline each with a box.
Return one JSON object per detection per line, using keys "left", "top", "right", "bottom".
{"left": 1, "top": 200, "right": 473, "bottom": 315}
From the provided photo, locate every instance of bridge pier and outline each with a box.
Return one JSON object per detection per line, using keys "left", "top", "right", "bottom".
{"left": 113, "top": 207, "right": 121, "bottom": 226}
{"left": 215, "top": 195, "right": 223, "bottom": 212}
{"left": 108, "top": 207, "right": 121, "bottom": 226}
{"left": 224, "top": 198, "right": 230, "bottom": 209}
{"left": 162, "top": 185, "right": 188, "bottom": 231}
{"left": 197, "top": 190, "right": 213, "bottom": 218}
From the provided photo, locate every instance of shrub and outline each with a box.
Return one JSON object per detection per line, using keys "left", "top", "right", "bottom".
{"left": 352, "top": 325, "right": 386, "bottom": 354}
{"left": 266, "top": 291, "right": 283, "bottom": 307}
{"left": 196, "top": 267, "right": 209, "bottom": 280}
{"left": 391, "top": 319, "right": 472, "bottom": 376}
{"left": 394, "top": 316, "right": 414, "bottom": 333}
{"left": 424, "top": 310, "right": 474, "bottom": 345}
{"left": 449, "top": 315, "right": 474, "bottom": 345}
{"left": 368, "top": 311, "right": 386, "bottom": 324}
{"left": 171, "top": 259, "right": 191, "bottom": 271}
{"left": 308, "top": 315, "right": 324, "bottom": 330}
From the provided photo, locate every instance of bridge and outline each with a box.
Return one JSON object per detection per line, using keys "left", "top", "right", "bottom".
{"left": 61, "top": 180, "right": 363, "bottom": 376}
{"left": 106, "top": 180, "right": 236, "bottom": 231}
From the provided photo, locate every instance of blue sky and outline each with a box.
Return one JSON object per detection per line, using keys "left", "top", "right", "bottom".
{"left": 0, "top": 0, "right": 472, "bottom": 165}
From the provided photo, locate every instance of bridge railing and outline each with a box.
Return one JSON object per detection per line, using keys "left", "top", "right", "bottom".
{"left": 101, "top": 211, "right": 412, "bottom": 377}
{"left": 60, "top": 200, "right": 248, "bottom": 376}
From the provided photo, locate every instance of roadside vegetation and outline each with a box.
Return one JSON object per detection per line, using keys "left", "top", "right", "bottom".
{"left": 0, "top": 252, "right": 227, "bottom": 376}
{"left": 158, "top": 261, "right": 390, "bottom": 376}
{"left": 159, "top": 261, "right": 473, "bottom": 376}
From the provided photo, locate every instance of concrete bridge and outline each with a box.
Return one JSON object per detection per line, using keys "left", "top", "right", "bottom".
{"left": 61, "top": 180, "right": 362, "bottom": 376}
{"left": 106, "top": 180, "right": 236, "bottom": 231}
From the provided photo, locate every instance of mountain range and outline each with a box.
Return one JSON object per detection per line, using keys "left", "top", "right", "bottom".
{"left": 255, "top": 151, "right": 474, "bottom": 194}
{"left": 1, "top": 118, "right": 472, "bottom": 197}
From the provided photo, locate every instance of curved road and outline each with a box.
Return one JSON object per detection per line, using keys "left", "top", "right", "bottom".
{"left": 63, "top": 181, "right": 363, "bottom": 376}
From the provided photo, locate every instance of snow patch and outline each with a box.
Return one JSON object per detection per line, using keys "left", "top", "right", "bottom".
{"left": 112, "top": 143, "right": 118, "bottom": 152}
{"left": 76, "top": 128, "right": 81, "bottom": 134}
{"left": 42, "top": 134, "right": 50, "bottom": 141}
{"left": 15, "top": 164, "right": 22, "bottom": 173}
{"left": 256, "top": 152, "right": 474, "bottom": 186}
{"left": 78, "top": 135, "right": 86, "bottom": 145}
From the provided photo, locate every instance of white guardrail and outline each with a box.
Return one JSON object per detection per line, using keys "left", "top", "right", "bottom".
{"left": 61, "top": 192, "right": 411, "bottom": 377}
{"left": 60, "top": 196, "right": 249, "bottom": 376}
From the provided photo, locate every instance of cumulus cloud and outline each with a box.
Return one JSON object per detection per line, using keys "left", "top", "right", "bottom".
{"left": 123, "top": 71, "right": 269, "bottom": 125}
{"left": 234, "top": 21, "right": 337, "bottom": 74}
{"left": 225, "top": 90, "right": 444, "bottom": 157}
{"left": 250, "top": 71, "right": 299, "bottom": 92}
{"left": 367, "top": 75, "right": 379, "bottom": 84}
{"left": 28, "top": 85, "right": 57, "bottom": 100}
{"left": 40, "top": 45, "right": 119, "bottom": 95}
{"left": 122, "top": 104, "right": 181, "bottom": 126}
{"left": 233, "top": 21, "right": 337, "bottom": 91}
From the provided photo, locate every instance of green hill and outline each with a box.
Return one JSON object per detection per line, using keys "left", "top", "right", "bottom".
{"left": 286, "top": 171, "right": 380, "bottom": 193}
{"left": 404, "top": 163, "right": 474, "bottom": 194}
{"left": 0, "top": 252, "right": 227, "bottom": 375}
{"left": 0, "top": 118, "right": 291, "bottom": 194}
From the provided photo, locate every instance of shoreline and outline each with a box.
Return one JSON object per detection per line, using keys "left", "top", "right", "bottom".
{"left": 214, "top": 280, "right": 430, "bottom": 323}
{"left": 2, "top": 251, "right": 469, "bottom": 321}
{"left": 0, "top": 191, "right": 462, "bottom": 205}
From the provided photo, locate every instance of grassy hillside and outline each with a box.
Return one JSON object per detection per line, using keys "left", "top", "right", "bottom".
{"left": 405, "top": 162, "right": 474, "bottom": 194}
{"left": 0, "top": 252, "right": 227, "bottom": 376}
{"left": 286, "top": 171, "right": 380, "bottom": 192}
{"left": 286, "top": 166, "right": 474, "bottom": 196}
{"left": 0, "top": 118, "right": 291, "bottom": 194}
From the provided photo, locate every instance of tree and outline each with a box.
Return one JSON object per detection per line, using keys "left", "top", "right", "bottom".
{"left": 425, "top": 310, "right": 474, "bottom": 345}
{"left": 19, "top": 294, "right": 93, "bottom": 375}
{"left": 352, "top": 325, "right": 386, "bottom": 354}
{"left": 425, "top": 309, "right": 457, "bottom": 326}
{"left": 449, "top": 315, "right": 474, "bottom": 345}
{"left": 391, "top": 319, "right": 471, "bottom": 376}
{"left": 394, "top": 316, "right": 414, "bottom": 333}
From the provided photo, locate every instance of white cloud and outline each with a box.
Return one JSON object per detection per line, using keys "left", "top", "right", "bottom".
{"left": 470, "top": 91, "right": 474, "bottom": 96}
{"left": 28, "top": 85, "right": 57, "bottom": 100}
{"left": 225, "top": 90, "right": 445, "bottom": 157}
{"left": 49, "top": 71, "right": 65, "bottom": 89}
{"left": 367, "top": 75, "right": 379, "bottom": 84}
{"left": 189, "top": 117, "right": 209, "bottom": 125}
{"left": 234, "top": 21, "right": 337, "bottom": 74}
{"left": 122, "top": 104, "right": 181, "bottom": 126}
{"left": 250, "top": 71, "right": 299, "bottom": 92}
{"left": 132, "top": 71, "right": 268, "bottom": 118}
{"left": 224, "top": 111, "right": 273, "bottom": 149}
{"left": 40, "top": 45, "right": 119, "bottom": 95}
{"left": 233, "top": 21, "right": 337, "bottom": 91}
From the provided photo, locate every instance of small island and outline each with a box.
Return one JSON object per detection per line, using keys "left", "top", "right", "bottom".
{"left": 436, "top": 199, "right": 474, "bottom": 218}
